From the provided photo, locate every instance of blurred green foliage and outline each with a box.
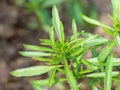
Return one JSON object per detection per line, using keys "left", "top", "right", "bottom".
{"left": 13, "top": 0, "right": 97, "bottom": 32}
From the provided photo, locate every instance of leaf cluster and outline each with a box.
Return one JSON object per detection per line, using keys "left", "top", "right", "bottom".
{"left": 11, "top": 0, "right": 120, "bottom": 90}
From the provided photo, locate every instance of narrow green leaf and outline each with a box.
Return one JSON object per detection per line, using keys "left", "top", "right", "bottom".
{"left": 19, "top": 51, "right": 51, "bottom": 57}
{"left": 39, "top": 39, "right": 52, "bottom": 46}
{"left": 81, "top": 32, "right": 93, "bottom": 38}
{"left": 86, "top": 71, "right": 119, "bottom": 78}
{"left": 84, "top": 38, "right": 109, "bottom": 47}
{"left": 103, "top": 27, "right": 114, "bottom": 36}
{"left": 82, "top": 14, "right": 114, "bottom": 30}
{"left": 104, "top": 54, "right": 113, "bottom": 90}
{"left": 115, "top": 35, "right": 120, "bottom": 48}
{"left": 23, "top": 44, "right": 53, "bottom": 52}
{"left": 112, "top": 0, "right": 120, "bottom": 22}
{"left": 32, "top": 57, "right": 52, "bottom": 62}
{"left": 72, "top": 19, "right": 78, "bottom": 39}
{"left": 49, "top": 67, "right": 57, "bottom": 87}
{"left": 63, "top": 56, "right": 78, "bottom": 90}
{"left": 68, "top": 38, "right": 84, "bottom": 46}
{"left": 49, "top": 27, "right": 55, "bottom": 47}
{"left": 81, "top": 60, "right": 98, "bottom": 70}
{"left": 79, "top": 69, "right": 96, "bottom": 75}
{"left": 52, "top": 5, "right": 61, "bottom": 43}
{"left": 30, "top": 79, "right": 49, "bottom": 90}
{"left": 82, "top": 35, "right": 98, "bottom": 46}
{"left": 87, "top": 57, "right": 120, "bottom": 67}
{"left": 82, "top": 32, "right": 107, "bottom": 45}
{"left": 111, "top": 58, "right": 120, "bottom": 66}
{"left": 30, "top": 78, "right": 66, "bottom": 90}
{"left": 11, "top": 66, "right": 56, "bottom": 77}
{"left": 60, "top": 21, "right": 65, "bottom": 44}
{"left": 98, "top": 41, "right": 114, "bottom": 62}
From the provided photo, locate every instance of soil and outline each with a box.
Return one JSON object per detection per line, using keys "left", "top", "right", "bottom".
{"left": 0, "top": 0, "right": 117, "bottom": 90}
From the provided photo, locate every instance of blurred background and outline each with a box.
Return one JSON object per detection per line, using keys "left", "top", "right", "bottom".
{"left": 0, "top": 0, "right": 112, "bottom": 90}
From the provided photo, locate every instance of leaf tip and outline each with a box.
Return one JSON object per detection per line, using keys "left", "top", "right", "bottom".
{"left": 18, "top": 51, "right": 24, "bottom": 56}
{"left": 10, "top": 71, "right": 18, "bottom": 77}
{"left": 23, "top": 44, "right": 27, "bottom": 47}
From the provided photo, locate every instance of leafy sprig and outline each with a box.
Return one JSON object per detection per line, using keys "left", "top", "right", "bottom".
{"left": 11, "top": 0, "right": 120, "bottom": 90}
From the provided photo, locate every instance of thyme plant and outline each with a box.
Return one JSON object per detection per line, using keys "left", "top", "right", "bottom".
{"left": 11, "top": 0, "right": 120, "bottom": 90}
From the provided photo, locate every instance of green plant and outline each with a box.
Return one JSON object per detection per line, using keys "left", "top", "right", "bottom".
{"left": 11, "top": 0, "right": 120, "bottom": 90}
{"left": 13, "top": 0, "right": 97, "bottom": 32}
